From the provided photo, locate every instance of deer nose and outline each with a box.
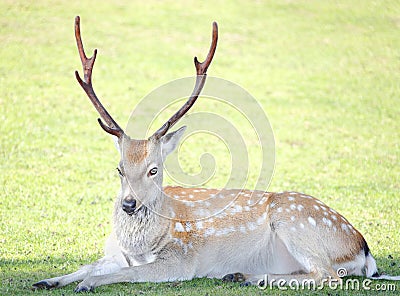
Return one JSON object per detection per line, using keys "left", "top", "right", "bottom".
{"left": 122, "top": 198, "right": 136, "bottom": 215}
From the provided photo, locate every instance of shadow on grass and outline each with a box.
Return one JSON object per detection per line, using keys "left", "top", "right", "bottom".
{"left": 1, "top": 256, "right": 399, "bottom": 295}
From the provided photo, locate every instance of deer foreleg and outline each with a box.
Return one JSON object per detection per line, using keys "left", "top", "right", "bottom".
{"left": 74, "top": 256, "right": 195, "bottom": 292}
{"left": 33, "top": 253, "right": 127, "bottom": 290}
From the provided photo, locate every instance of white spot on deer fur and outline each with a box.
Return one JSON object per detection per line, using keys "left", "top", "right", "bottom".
{"left": 183, "top": 201, "right": 195, "bottom": 208}
{"left": 270, "top": 202, "right": 276, "bottom": 208}
{"left": 289, "top": 192, "right": 297, "bottom": 195}
{"left": 333, "top": 226, "right": 337, "bottom": 232}
{"left": 175, "top": 222, "right": 185, "bottom": 232}
{"left": 322, "top": 217, "right": 332, "bottom": 227}
{"left": 200, "top": 189, "right": 207, "bottom": 192}
{"left": 290, "top": 226, "right": 296, "bottom": 232}
{"left": 259, "top": 197, "right": 268, "bottom": 205}
{"left": 320, "top": 206, "right": 327, "bottom": 211}
{"left": 285, "top": 208, "right": 290, "bottom": 213}
{"left": 185, "top": 222, "right": 192, "bottom": 232}
{"left": 204, "top": 201, "right": 211, "bottom": 207}
{"left": 181, "top": 191, "right": 186, "bottom": 194}
{"left": 247, "top": 222, "right": 257, "bottom": 231}
{"left": 195, "top": 221, "right": 203, "bottom": 230}
{"left": 331, "top": 214, "right": 337, "bottom": 221}
{"left": 313, "top": 205, "right": 320, "bottom": 211}
{"left": 204, "top": 228, "right": 216, "bottom": 237}
{"left": 231, "top": 205, "right": 243, "bottom": 214}
{"left": 299, "top": 223, "right": 305, "bottom": 229}
{"left": 215, "top": 212, "right": 227, "bottom": 219}
{"left": 244, "top": 206, "right": 250, "bottom": 211}
{"left": 316, "top": 200, "right": 324, "bottom": 205}
{"left": 297, "top": 204, "right": 304, "bottom": 211}
{"left": 194, "top": 208, "right": 211, "bottom": 216}
{"left": 215, "top": 226, "right": 236, "bottom": 236}
{"left": 308, "top": 217, "right": 316, "bottom": 227}
{"left": 277, "top": 207, "right": 283, "bottom": 213}
{"left": 239, "top": 225, "right": 247, "bottom": 233}
{"left": 290, "top": 203, "right": 296, "bottom": 210}
{"left": 288, "top": 196, "right": 295, "bottom": 201}
{"left": 341, "top": 223, "right": 351, "bottom": 234}
{"left": 257, "top": 213, "right": 267, "bottom": 225}
{"left": 174, "top": 195, "right": 181, "bottom": 199}
{"left": 193, "top": 190, "right": 200, "bottom": 193}
{"left": 323, "top": 211, "right": 328, "bottom": 216}
{"left": 290, "top": 216, "right": 295, "bottom": 221}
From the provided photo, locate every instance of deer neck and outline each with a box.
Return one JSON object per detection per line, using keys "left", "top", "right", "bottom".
{"left": 113, "top": 189, "right": 168, "bottom": 255}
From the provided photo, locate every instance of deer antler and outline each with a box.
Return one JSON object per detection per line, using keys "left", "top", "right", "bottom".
{"left": 74, "top": 16, "right": 124, "bottom": 138}
{"left": 151, "top": 22, "right": 218, "bottom": 140}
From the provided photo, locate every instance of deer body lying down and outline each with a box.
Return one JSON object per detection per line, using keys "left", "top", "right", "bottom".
{"left": 33, "top": 17, "right": 399, "bottom": 292}
{"left": 35, "top": 183, "right": 383, "bottom": 291}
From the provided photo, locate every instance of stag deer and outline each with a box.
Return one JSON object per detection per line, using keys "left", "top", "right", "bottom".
{"left": 33, "top": 16, "right": 399, "bottom": 292}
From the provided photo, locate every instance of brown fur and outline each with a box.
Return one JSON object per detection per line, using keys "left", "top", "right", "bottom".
{"left": 165, "top": 187, "right": 366, "bottom": 265}
{"left": 125, "top": 140, "right": 148, "bottom": 164}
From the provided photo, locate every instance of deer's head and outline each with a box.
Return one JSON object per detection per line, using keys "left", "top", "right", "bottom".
{"left": 74, "top": 16, "right": 218, "bottom": 215}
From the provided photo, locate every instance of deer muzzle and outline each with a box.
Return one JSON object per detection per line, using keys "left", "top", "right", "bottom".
{"left": 122, "top": 197, "right": 136, "bottom": 215}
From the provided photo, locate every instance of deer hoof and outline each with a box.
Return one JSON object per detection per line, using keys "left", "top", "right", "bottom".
{"left": 74, "top": 285, "right": 94, "bottom": 293}
{"left": 32, "top": 280, "right": 59, "bottom": 290}
{"left": 222, "top": 272, "right": 245, "bottom": 282}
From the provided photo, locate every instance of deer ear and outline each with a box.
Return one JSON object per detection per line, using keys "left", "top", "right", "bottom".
{"left": 112, "top": 135, "right": 121, "bottom": 155}
{"left": 161, "top": 126, "right": 186, "bottom": 159}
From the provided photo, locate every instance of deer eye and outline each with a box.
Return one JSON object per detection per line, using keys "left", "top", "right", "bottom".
{"left": 116, "top": 167, "right": 124, "bottom": 177}
{"left": 148, "top": 167, "right": 158, "bottom": 177}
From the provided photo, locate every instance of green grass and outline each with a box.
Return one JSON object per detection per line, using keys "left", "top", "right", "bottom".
{"left": 1, "top": 0, "right": 399, "bottom": 295}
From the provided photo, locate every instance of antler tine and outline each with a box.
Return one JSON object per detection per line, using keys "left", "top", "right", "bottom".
{"left": 195, "top": 21, "right": 218, "bottom": 75}
{"left": 74, "top": 16, "right": 124, "bottom": 138}
{"left": 151, "top": 22, "right": 218, "bottom": 140}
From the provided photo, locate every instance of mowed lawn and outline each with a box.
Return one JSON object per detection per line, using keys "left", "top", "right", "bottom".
{"left": 1, "top": 1, "right": 399, "bottom": 295}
